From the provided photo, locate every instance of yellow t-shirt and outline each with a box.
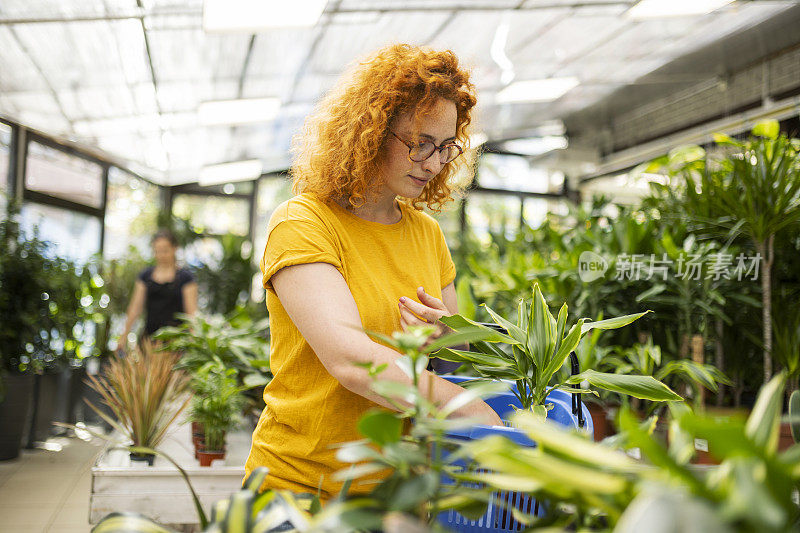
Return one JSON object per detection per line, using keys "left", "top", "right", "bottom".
{"left": 244, "top": 192, "right": 456, "bottom": 499}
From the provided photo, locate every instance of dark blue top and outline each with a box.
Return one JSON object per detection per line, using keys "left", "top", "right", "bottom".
{"left": 137, "top": 266, "right": 195, "bottom": 336}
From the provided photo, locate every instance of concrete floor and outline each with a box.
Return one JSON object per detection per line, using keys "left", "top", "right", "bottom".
{"left": 0, "top": 433, "right": 103, "bottom": 533}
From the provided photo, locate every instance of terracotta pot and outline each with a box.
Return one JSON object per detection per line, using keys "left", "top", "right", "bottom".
{"left": 191, "top": 422, "right": 205, "bottom": 459}
{"left": 587, "top": 403, "right": 617, "bottom": 442}
{"left": 197, "top": 449, "right": 225, "bottom": 467}
{"left": 779, "top": 422, "right": 796, "bottom": 452}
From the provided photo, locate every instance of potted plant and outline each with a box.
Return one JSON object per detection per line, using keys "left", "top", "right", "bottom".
{"left": 0, "top": 206, "right": 54, "bottom": 459}
{"left": 153, "top": 307, "right": 271, "bottom": 414}
{"left": 189, "top": 363, "right": 245, "bottom": 466}
{"left": 84, "top": 343, "right": 190, "bottom": 465}
{"left": 646, "top": 121, "right": 800, "bottom": 385}
{"left": 437, "top": 283, "right": 683, "bottom": 419}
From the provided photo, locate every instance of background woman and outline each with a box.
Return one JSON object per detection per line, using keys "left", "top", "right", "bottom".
{"left": 117, "top": 229, "right": 198, "bottom": 351}
{"left": 244, "top": 43, "right": 502, "bottom": 500}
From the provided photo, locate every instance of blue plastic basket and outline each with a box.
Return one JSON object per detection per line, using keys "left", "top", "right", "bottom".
{"left": 436, "top": 375, "right": 593, "bottom": 532}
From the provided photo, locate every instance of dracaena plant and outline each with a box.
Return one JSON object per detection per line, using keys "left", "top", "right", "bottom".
{"left": 464, "top": 372, "right": 800, "bottom": 532}
{"left": 601, "top": 338, "right": 732, "bottom": 413}
{"left": 436, "top": 283, "right": 683, "bottom": 417}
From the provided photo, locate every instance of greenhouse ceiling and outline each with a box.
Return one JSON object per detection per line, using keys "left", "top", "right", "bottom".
{"left": 0, "top": 0, "right": 795, "bottom": 185}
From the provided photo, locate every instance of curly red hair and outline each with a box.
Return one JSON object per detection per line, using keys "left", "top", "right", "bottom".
{"left": 290, "top": 43, "right": 478, "bottom": 212}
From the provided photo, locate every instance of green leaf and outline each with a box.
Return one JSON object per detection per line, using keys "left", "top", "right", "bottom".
{"left": 542, "top": 319, "right": 586, "bottom": 385}
{"left": 370, "top": 380, "right": 419, "bottom": 404}
{"left": 745, "top": 372, "right": 787, "bottom": 452}
{"left": 512, "top": 411, "right": 639, "bottom": 472}
{"left": 242, "top": 467, "right": 269, "bottom": 492}
{"left": 752, "top": 119, "right": 780, "bottom": 139}
{"left": 242, "top": 373, "right": 268, "bottom": 389}
{"left": 553, "top": 303, "right": 568, "bottom": 355}
{"left": 568, "top": 370, "right": 683, "bottom": 402}
{"left": 455, "top": 277, "right": 477, "bottom": 320}
{"left": 712, "top": 132, "right": 741, "bottom": 147}
{"left": 528, "top": 283, "right": 558, "bottom": 369}
{"left": 435, "top": 491, "right": 491, "bottom": 520}
{"left": 222, "top": 490, "right": 252, "bottom": 532}
{"left": 481, "top": 304, "right": 527, "bottom": 345}
{"left": 423, "top": 326, "right": 504, "bottom": 354}
{"left": 439, "top": 314, "right": 519, "bottom": 345}
{"left": 615, "top": 488, "right": 731, "bottom": 533}
{"left": 580, "top": 311, "right": 651, "bottom": 334}
{"left": 357, "top": 409, "right": 402, "bottom": 446}
{"left": 636, "top": 284, "right": 666, "bottom": 303}
{"left": 389, "top": 472, "right": 438, "bottom": 511}
{"left": 434, "top": 348, "right": 515, "bottom": 369}
{"left": 92, "top": 512, "right": 179, "bottom": 533}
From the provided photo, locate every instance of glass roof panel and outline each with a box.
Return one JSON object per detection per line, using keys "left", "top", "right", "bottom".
{"left": 309, "top": 12, "right": 452, "bottom": 74}
{"left": 0, "top": 0, "right": 137, "bottom": 18}
{"left": 0, "top": 28, "right": 49, "bottom": 93}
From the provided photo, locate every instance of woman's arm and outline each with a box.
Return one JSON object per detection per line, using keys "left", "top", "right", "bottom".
{"left": 182, "top": 282, "right": 198, "bottom": 315}
{"left": 118, "top": 280, "right": 146, "bottom": 350}
{"left": 271, "top": 262, "right": 502, "bottom": 425}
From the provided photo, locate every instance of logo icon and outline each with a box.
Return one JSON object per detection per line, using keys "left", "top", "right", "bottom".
{"left": 578, "top": 251, "right": 608, "bottom": 282}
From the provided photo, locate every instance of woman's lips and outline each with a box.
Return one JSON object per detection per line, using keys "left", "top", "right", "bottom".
{"left": 408, "top": 175, "right": 428, "bottom": 186}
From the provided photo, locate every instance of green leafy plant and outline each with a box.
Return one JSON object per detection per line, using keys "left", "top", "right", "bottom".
{"left": 436, "top": 282, "right": 682, "bottom": 417}
{"left": 153, "top": 307, "right": 271, "bottom": 394}
{"left": 84, "top": 344, "right": 191, "bottom": 451}
{"left": 193, "top": 233, "right": 258, "bottom": 315}
{"left": 602, "top": 339, "right": 732, "bottom": 412}
{"left": 0, "top": 206, "right": 61, "bottom": 374}
{"left": 646, "top": 121, "right": 800, "bottom": 384}
{"left": 189, "top": 363, "right": 246, "bottom": 451}
{"left": 464, "top": 372, "right": 800, "bottom": 531}
{"left": 333, "top": 325, "right": 510, "bottom": 527}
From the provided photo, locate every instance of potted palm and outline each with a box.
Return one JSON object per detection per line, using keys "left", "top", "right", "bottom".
{"left": 84, "top": 344, "right": 190, "bottom": 465}
{"left": 189, "top": 364, "right": 245, "bottom": 466}
{"left": 646, "top": 121, "right": 800, "bottom": 385}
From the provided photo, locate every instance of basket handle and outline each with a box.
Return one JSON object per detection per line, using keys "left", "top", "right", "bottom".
{"left": 477, "top": 323, "right": 586, "bottom": 428}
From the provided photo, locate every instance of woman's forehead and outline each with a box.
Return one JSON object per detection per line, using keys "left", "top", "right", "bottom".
{"left": 396, "top": 100, "right": 457, "bottom": 139}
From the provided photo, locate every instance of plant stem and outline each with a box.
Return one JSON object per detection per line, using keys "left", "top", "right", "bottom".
{"left": 757, "top": 236, "right": 775, "bottom": 384}
{"left": 715, "top": 317, "right": 725, "bottom": 407}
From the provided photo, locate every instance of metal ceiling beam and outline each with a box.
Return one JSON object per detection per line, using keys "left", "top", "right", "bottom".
{"left": 0, "top": 2, "right": 636, "bottom": 25}
{"left": 285, "top": 0, "right": 343, "bottom": 105}
{"left": 136, "top": 0, "right": 171, "bottom": 170}
{"left": 5, "top": 26, "right": 75, "bottom": 133}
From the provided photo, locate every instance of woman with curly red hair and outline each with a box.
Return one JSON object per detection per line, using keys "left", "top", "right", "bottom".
{"left": 244, "top": 43, "right": 501, "bottom": 498}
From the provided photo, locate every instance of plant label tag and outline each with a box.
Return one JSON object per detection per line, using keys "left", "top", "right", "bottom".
{"left": 694, "top": 438, "right": 709, "bottom": 452}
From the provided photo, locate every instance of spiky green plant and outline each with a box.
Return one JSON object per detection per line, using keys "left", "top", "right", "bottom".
{"left": 84, "top": 343, "right": 191, "bottom": 450}
{"left": 437, "top": 283, "right": 682, "bottom": 417}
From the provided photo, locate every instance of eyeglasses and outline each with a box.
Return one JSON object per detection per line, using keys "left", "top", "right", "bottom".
{"left": 388, "top": 130, "right": 463, "bottom": 165}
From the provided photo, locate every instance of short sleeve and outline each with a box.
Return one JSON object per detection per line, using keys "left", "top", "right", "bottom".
{"left": 437, "top": 225, "right": 456, "bottom": 288}
{"left": 177, "top": 268, "right": 195, "bottom": 287}
{"left": 261, "top": 218, "right": 343, "bottom": 293}
{"left": 137, "top": 266, "right": 153, "bottom": 283}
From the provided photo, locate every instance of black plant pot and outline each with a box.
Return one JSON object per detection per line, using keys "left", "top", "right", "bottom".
{"left": 0, "top": 373, "right": 35, "bottom": 461}
{"left": 129, "top": 451, "right": 155, "bottom": 466}
{"left": 50, "top": 367, "right": 83, "bottom": 434}
{"left": 27, "top": 372, "right": 60, "bottom": 447}
{"left": 66, "top": 367, "right": 85, "bottom": 427}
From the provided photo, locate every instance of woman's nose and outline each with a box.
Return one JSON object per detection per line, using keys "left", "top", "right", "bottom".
{"left": 420, "top": 154, "right": 444, "bottom": 175}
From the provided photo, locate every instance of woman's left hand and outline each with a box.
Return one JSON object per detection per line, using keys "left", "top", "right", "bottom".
{"left": 398, "top": 286, "right": 451, "bottom": 341}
